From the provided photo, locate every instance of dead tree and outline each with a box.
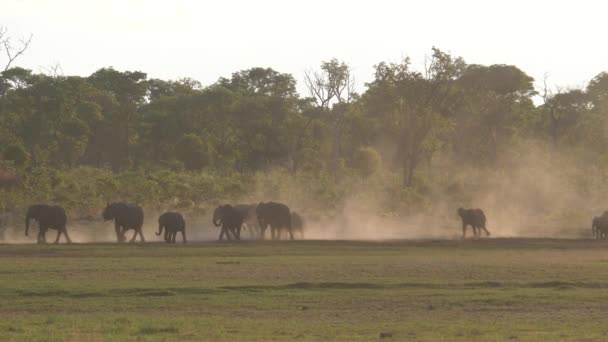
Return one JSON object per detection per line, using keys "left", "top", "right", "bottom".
{"left": 0, "top": 26, "right": 33, "bottom": 72}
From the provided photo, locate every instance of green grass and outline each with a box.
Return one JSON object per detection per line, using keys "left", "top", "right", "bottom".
{"left": 2, "top": 239, "right": 608, "bottom": 341}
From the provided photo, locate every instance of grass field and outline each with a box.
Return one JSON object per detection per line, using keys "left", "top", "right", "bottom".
{"left": 2, "top": 239, "right": 608, "bottom": 341}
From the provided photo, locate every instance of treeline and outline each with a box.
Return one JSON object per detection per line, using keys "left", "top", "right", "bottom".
{"left": 1, "top": 48, "right": 608, "bottom": 216}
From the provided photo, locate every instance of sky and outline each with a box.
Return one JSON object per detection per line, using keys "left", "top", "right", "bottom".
{"left": 2, "top": 0, "right": 607, "bottom": 95}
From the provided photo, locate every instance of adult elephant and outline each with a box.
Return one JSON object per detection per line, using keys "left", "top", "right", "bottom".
{"left": 102, "top": 202, "right": 145, "bottom": 243}
{"left": 257, "top": 201, "right": 292, "bottom": 240}
{"left": 212, "top": 204, "right": 243, "bottom": 241}
{"left": 156, "top": 212, "right": 186, "bottom": 244}
{"left": 234, "top": 204, "right": 259, "bottom": 239}
{"left": 457, "top": 208, "right": 490, "bottom": 239}
{"left": 25, "top": 204, "right": 72, "bottom": 244}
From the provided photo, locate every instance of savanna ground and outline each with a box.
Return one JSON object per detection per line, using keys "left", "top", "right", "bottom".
{"left": 1, "top": 239, "right": 608, "bottom": 341}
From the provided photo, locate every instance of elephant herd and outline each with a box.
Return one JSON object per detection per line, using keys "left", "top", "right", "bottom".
{"left": 211, "top": 202, "right": 304, "bottom": 241}
{"left": 21, "top": 201, "right": 305, "bottom": 244}
{"left": 19, "top": 203, "right": 608, "bottom": 243}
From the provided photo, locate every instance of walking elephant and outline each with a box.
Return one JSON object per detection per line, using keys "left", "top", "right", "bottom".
{"left": 212, "top": 204, "right": 243, "bottom": 241}
{"left": 102, "top": 202, "right": 145, "bottom": 243}
{"left": 156, "top": 212, "right": 186, "bottom": 243}
{"left": 234, "top": 204, "right": 259, "bottom": 239}
{"left": 25, "top": 204, "right": 72, "bottom": 244}
{"left": 458, "top": 208, "right": 490, "bottom": 239}
{"left": 257, "top": 201, "right": 292, "bottom": 240}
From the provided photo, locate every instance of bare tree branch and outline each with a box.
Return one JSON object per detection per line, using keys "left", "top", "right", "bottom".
{"left": 2, "top": 29, "right": 33, "bottom": 72}
{"left": 41, "top": 62, "right": 64, "bottom": 78}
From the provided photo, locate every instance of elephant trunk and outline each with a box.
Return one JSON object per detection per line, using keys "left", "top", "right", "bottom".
{"left": 156, "top": 224, "right": 163, "bottom": 236}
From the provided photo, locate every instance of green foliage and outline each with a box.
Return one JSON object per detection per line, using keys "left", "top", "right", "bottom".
{"left": 174, "top": 134, "right": 209, "bottom": 170}
{"left": 2, "top": 143, "right": 29, "bottom": 167}
{"left": 0, "top": 49, "right": 607, "bottom": 216}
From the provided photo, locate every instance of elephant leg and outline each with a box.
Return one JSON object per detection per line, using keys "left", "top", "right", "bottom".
{"left": 219, "top": 228, "right": 225, "bottom": 241}
{"left": 128, "top": 229, "right": 137, "bottom": 243}
{"left": 223, "top": 227, "right": 232, "bottom": 241}
{"left": 182, "top": 230, "right": 187, "bottom": 243}
{"left": 480, "top": 225, "right": 490, "bottom": 236}
{"left": 289, "top": 228, "right": 294, "bottom": 240}
{"left": 36, "top": 227, "right": 45, "bottom": 243}
{"left": 53, "top": 229, "right": 62, "bottom": 244}
{"left": 63, "top": 228, "right": 73, "bottom": 244}
{"left": 38, "top": 227, "right": 48, "bottom": 244}
{"left": 171, "top": 231, "right": 176, "bottom": 243}
{"left": 461, "top": 223, "right": 467, "bottom": 239}
{"left": 139, "top": 229, "right": 146, "bottom": 243}
{"left": 115, "top": 223, "right": 123, "bottom": 242}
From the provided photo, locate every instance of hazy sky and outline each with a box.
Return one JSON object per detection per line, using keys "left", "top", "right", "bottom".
{"left": 2, "top": 0, "right": 607, "bottom": 94}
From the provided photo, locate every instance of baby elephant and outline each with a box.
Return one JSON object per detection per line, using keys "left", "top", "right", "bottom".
{"left": 457, "top": 208, "right": 490, "bottom": 239}
{"left": 156, "top": 212, "right": 186, "bottom": 244}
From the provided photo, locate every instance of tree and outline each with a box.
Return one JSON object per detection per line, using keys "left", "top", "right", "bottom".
{"left": 452, "top": 64, "right": 536, "bottom": 163}
{"left": 174, "top": 134, "right": 209, "bottom": 170}
{"left": 88, "top": 68, "right": 147, "bottom": 170}
{"left": 364, "top": 48, "right": 464, "bottom": 186}
{"left": 540, "top": 89, "right": 588, "bottom": 146}
{"left": 352, "top": 146, "right": 381, "bottom": 177}
{"left": 0, "top": 26, "right": 33, "bottom": 72}
{"left": 304, "top": 59, "right": 356, "bottom": 177}
{"left": 216, "top": 68, "right": 300, "bottom": 170}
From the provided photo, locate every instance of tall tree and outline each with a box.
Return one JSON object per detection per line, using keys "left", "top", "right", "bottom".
{"left": 88, "top": 68, "right": 147, "bottom": 170}
{"left": 364, "top": 48, "right": 464, "bottom": 186}
{"left": 304, "top": 59, "right": 356, "bottom": 176}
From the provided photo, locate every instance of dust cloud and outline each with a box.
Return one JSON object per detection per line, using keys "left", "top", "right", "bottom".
{"left": 267, "top": 142, "right": 599, "bottom": 240}
{"left": 0, "top": 142, "right": 603, "bottom": 243}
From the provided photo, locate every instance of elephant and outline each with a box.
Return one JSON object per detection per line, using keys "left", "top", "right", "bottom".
{"left": 156, "top": 212, "right": 186, "bottom": 243}
{"left": 256, "top": 201, "right": 292, "bottom": 240}
{"left": 457, "top": 208, "right": 490, "bottom": 239}
{"left": 25, "top": 204, "right": 72, "bottom": 244}
{"left": 592, "top": 212, "right": 608, "bottom": 239}
{"left": 102, "top": 202, "right": 145, "bottom": 243}
{"left": 233, "top": 204, "right": 260, "bottom": 239}
{"left": 212, "top": 204, "right": 243, "bottom": 241}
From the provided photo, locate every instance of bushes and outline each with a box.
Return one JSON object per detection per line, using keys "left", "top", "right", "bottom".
{"left": 2, "top": 143, "right": 29, "bottom": 167}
